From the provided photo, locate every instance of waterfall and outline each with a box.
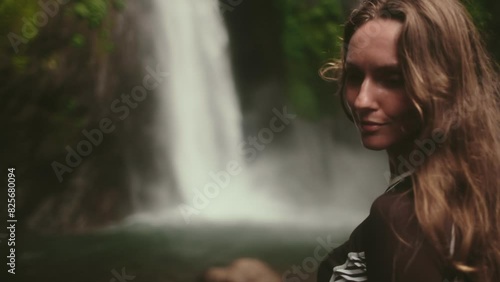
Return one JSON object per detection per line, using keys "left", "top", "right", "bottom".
{"left": 145, "top": 0, "right": 281, "bottom": 224}
{"left": 126, "top": 0, "right": 389, "bottom": 229}
{"left": 155, "top": 0, "right": 241, "bottom": 198}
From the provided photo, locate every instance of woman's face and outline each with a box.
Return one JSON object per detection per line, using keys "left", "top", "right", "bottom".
{"left": 344, "top": 19, "right": 420, "bottom": 152}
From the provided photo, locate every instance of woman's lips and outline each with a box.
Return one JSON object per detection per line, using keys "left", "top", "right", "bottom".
{"left": 359, "top": 121, "right": 388, "bottom": 132}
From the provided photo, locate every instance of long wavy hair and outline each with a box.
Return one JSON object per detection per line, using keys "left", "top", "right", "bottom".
{"left": 320, "top": 0, "right": 500, "bottom": 281}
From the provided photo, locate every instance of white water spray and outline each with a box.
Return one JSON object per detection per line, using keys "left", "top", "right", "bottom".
{"left": 126, "top": 0, "right": 389, "bottom": 229}
{"left": 147, "top": 0, "right": 289, "bottom": 224}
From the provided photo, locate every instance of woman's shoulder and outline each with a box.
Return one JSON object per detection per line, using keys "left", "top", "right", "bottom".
{"left": 317, "top": 176, "right": 453, "bottom": 282}
{"left": 369, "top": 176, "right": 415, "bottom": 225}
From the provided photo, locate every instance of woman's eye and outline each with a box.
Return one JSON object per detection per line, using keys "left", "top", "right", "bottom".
{"left": 381, "top": 75, "right": 404, "bottom": 87}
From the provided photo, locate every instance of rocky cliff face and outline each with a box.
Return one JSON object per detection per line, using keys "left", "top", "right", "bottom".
{"left": 3, "top": 0, "right": 287, "bottom": 235}
{"left": 1, "top": 0, "right": 175, "bottom": 234}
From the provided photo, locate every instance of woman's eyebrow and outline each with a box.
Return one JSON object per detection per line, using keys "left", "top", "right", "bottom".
{"left": 376, "top": 65, "right": 402, "bottom": 73}
{"left": 345, "top": 62, "right": 401, "bottom": 73}
{"left": 345, "top": 62, "right": 361, "bottom": 70}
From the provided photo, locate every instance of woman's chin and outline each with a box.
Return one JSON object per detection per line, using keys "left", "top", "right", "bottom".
{"left": 362, "top": 143, "right": 387, "bottom": 151}
{"left": 360, "top": 137, "right": 391, "bottom": 151}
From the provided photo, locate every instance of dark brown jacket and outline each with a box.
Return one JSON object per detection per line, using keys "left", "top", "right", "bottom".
{"left": 317, "top": 176, "right": 455, "bottom": 282}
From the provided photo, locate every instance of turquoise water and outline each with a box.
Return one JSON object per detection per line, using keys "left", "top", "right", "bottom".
{"left": 17, "top": 223, "right": 348, "bottom": 282}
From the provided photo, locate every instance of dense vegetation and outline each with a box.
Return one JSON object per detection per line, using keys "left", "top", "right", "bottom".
{"left": 279, "top": 0, "right": 344, "bottom": 119}
{"left": 1, "top": 0, "right": 498, "bottom": 233}
{"left": 1, "top": 0, "right": 154, "bottom": 232}
{"left": 280, "top": 0, "right": 500, "bottom": 120}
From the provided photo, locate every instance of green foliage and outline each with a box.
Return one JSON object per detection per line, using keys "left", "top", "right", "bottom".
{"left": 71, "top": 0, "right": 127, "bottom": 53}
{"left": 462, "top": 0, "right": 491, "bottom": 31}
{"left": 0, "top": 0, "right": 39, "bottom": 51}
{"left": 98, "top": 29, "right": 115, "bottom": 51}
{"left": 50, "top": 96, "right": 88, "bottom": 144}
{"left": 12, "top": 55, "right": 29, "bottom": 71}
{"left": 103, "top": 41, "right": 115, "bottom": 52}
{"left": 1, "top": 0, "right": 127, "bottom": 55}
{"left": 74, "top": 0, "right": 108, "bottom": 28}
{"left": 289, "top": 82, "right": 319, "bottom": 120}
{"left": 462, "top": 0, "right": 500, "bottom": 62}
{"left": 280, "top": 0, "right": 499, "bottom": 120}
{"left": 1, "top": 0, "right": 127, "bottom": 150}
{"left": 0, "top": 0, "right": 38, "bottom": 31}
{"left": 280, "top": 0, "right": 345, "bottom": 120}
{"left": 113, "top": 0, "right": 126, "bottom": 11}
{"left": 71, "top": 33, "right": 86, "bottom": 47}
{"left": 74, "top": 3, "right": 91, "bottom": 18}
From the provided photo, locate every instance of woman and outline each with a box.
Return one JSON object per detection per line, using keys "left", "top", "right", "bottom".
{"left": 318, "top": 0, "right": 500, "bottom": 281}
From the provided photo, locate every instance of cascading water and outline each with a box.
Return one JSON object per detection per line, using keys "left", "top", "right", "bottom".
{"left": 128, "top": 0, "right": 389, "bottom": 229}
{"left": 20, "top": 2, "right": 394, "bottom": 282}
{"left": 145, "top": 0, "right": 288, "bottom": 224}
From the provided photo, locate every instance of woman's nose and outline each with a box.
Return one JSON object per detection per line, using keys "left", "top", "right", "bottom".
{"left": 353, "top": 78, "right": 377, "bottom": 112}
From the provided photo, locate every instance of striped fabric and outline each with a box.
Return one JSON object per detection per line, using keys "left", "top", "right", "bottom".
{"left": 330, "top": 252, "right": 367, "bottom": 282}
